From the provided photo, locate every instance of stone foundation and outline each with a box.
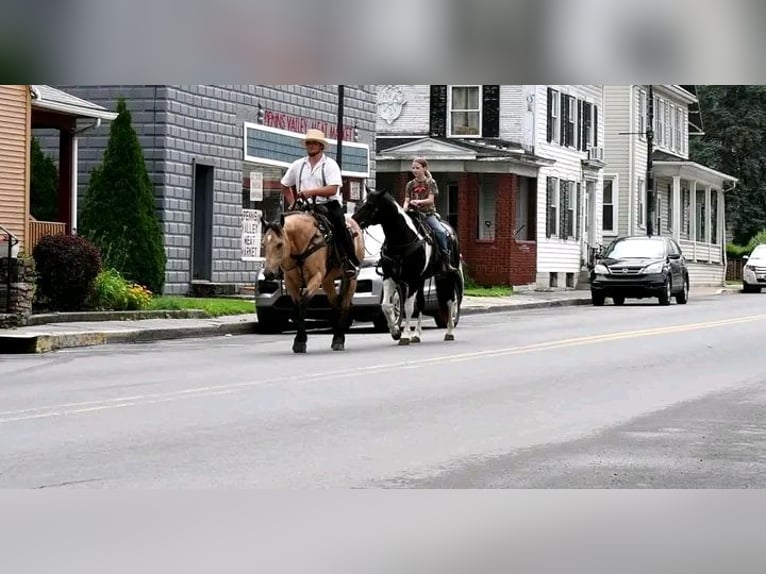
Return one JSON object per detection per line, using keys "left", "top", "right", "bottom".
{"left": 0, "top": 257, "right": 36, "bottom": 328}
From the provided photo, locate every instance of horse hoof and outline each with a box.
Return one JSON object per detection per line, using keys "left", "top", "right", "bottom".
{"left": 398, "top": 338, "right": 410, "bottom": 346}
{"left": 411, "top": 336, "right": 421, "bottom": 344}
{"left": 391, "top": 331, "right": 401, "bottom": 341}
{"left": 444, "top": 333, "right": 455, "bottom": 341}
{"left": 331, "top": 342, "right": 345, "bottom": 351}
{"left": 292, "top": 342, "right": 307, "bottom": 353}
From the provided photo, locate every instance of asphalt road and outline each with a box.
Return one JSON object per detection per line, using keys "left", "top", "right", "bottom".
{"left": 1, "top": 291, "right": 765, "bottom": 488}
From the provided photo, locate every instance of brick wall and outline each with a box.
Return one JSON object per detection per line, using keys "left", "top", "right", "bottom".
{"left": 458, "top": 173, "right": 537, "bottom": 286}
{"left": 42, "top": 85, "right": 377, "bottom": 294}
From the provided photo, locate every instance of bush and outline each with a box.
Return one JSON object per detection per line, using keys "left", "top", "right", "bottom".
{"left": 79, "top": 98, "right": 167, "bottom": 294}
{"left": 33, "top": 234, "right": 102, "bottom": 310}
{"left": 91, "top": 268, "right": 152, "bottom": 311}
{"left": 726, "top": 230, "right": 766, "bottom": 260}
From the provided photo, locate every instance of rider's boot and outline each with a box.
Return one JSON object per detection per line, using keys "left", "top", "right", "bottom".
{"left": 440, "top": 249, "right": 457, "bottom": 274}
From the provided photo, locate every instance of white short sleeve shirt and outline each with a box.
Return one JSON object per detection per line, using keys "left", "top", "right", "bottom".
{"left": 281, "top": 154, "right": 343, "bottom": 204}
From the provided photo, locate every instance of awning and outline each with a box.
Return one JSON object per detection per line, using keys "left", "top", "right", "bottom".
{"left": 30, "top": 85, "right": 118, "bottom": 121}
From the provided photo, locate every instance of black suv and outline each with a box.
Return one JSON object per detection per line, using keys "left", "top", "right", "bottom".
{"left": 590, "top": 236, "right": 690, "bottom": 306}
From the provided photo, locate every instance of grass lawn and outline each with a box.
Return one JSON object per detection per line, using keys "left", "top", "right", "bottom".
{"left": 148, "top": 296, "right": 254, "bottom": 317}
{"left": 464, "top": 285, "right": 514, "bottom": 297}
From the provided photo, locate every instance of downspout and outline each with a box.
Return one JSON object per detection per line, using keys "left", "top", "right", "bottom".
{"left": 70, "top": 118, "right": 101, "bottom": 234}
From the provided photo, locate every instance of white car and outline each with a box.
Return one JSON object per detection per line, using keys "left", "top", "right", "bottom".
{"left": 742, "top": 244, "right": 766, "bottom": 293}
{"left": 254, "top": 224, "right": 464, "bottom": 332}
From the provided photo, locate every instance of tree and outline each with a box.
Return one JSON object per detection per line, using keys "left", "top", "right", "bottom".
{"left": 29, "top": 137, "right": 58, "bottom": 221}
{"left": 690, "top": 86, "right": 766, "bottom": 244}
{"left": 79, "top": 98, "right": 167, "bottom": 293}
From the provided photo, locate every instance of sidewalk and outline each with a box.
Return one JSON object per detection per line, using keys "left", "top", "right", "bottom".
{"left": 0, "top": 286, "right": 738, "bottom": 354}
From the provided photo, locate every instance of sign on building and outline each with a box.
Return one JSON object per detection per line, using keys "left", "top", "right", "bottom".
{"left": 249, "top": 171, "right": 263, "bottom": 202}
{"left": 241, "top": 209, "right": 262, "bottom": 261}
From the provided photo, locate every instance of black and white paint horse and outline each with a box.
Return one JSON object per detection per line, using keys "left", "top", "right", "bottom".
{"left": 352, "top": 187, "right": 461, "bottom": 344}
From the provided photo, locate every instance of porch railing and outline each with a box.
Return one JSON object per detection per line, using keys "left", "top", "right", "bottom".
{"left": 28, "top": 220, "right": 67, "bottom": 252}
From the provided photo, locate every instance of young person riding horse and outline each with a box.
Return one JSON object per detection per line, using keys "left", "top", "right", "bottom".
{"left": 352, "top": 185, "right": 461, "bottom": 344}
{"left": 403, "top": 158, "right": 457, "bottom": 275}
{"left": 260, "top": 129, "right": 364, "bottom": 354}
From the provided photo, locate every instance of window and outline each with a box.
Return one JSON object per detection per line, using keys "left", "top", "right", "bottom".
{"left": 565, "top": 181, "right": 576, "bottom": 238}
{"left": 656, "top": 194, "right": 662, "bottom": 234}
{"left": 449, "top": 85, "right": 481, "bottom": 136}
{"left": 548, "top": 89, "right": 561, "bottom": 144}
{"left": 667, "top": 183, "right": 673, "bottom": 232}
{"left": 638, "top": 89, "right": 647, "bottom": 138}
{"left": 477, "top": 174, "right": 496, "bottom": 240}
{"left": 654, "top": 96, "right": 664, "bottom": 146}
{"left": 637, "top": 177, "right": 645, "bottom": 228}
{"left": 546, "top": 176, "right": 559, "bottom": 238}
{"left": 696, "top": 189, "right": 706, "bottom": 242}
{"left": 566, "top": 96, "right": 576, "bottom": 148}
{"left": 602, "top": 177, "right": 615, "bottom": 233}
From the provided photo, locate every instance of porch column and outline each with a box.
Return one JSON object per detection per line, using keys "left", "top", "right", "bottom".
{"left": 705, "top": 186, "right": 712, "bottom": 263}
{"left": 689, "top": 181, "right": 697, "bottom": 261}
{"left": 672, "top": 175, "right": 681, "bottom": 242}
{"left": 57, "top": 130, "right": 73, "bottom": 233}
{"left": 71, "top": 135, "right": 79, "bottom": 234}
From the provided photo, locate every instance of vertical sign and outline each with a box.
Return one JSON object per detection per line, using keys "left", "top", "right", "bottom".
{"left": 349, "top": 180, "right": 361, "bottom": 200}
{"left": 241, "top": 209, "right": 262, "bottom": 261}
{"left": 249, "top": 171, "right": 264, "bottom": 202}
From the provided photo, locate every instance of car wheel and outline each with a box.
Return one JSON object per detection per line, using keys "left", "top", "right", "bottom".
{"left": 613, "top": 296, "right": 625, "bottom": 306}
{"left": 591, "top": 291, "right": 606, "bottom": 306}
{"left": 743, "top": 283, "right": 762, "bottom": 293}
{"left": 658, "top": 278, "right": 672, "bottom": 306}
{"left": 256, "top": 308, "right": 290, "bottom": 333}
{"left": 675, "top": 277, "right": 689, "bottom": 304}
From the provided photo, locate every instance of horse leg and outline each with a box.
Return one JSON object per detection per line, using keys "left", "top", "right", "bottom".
{"left": 332, "top": 277, "right": 356, "bottom": 351}
{"left": 444, "top": 293, "right": 456, "bottom": 342}
{"left": 381, "top": 279, "right": 401, "bottom": 341}
{"left": 399, "top": 289, "right": 417, "bottom": 346}
{"left": 291, "top": 271, "right": 324, "bottom": 354}
{"left": 411, "top": 287, "right": 425, "bottom": 343}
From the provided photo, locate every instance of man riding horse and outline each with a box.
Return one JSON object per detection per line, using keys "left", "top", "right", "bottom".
{"left": 280, "top": 129, "right": 360, "bottom": 278}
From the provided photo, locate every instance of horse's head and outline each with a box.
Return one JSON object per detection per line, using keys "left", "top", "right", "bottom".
{"left": 260, "top": 214, "right": 287, "bottom": 281}
{"left": 352, "top": 186, "right": 390, "bottom": 229}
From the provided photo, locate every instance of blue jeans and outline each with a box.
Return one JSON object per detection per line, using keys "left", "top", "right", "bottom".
{"left": 425, "top": 214, "right": 448, "bottom": 252}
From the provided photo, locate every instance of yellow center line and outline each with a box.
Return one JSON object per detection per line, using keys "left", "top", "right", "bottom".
{"left": 2, "top": 313, "right": 765, "bottom": 423}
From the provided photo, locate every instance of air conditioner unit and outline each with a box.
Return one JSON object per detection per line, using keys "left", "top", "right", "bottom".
{"left": 587, "top": 146, "right": 603, "bottom": 161}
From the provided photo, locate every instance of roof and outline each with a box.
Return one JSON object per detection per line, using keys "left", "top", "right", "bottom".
{"left": 652, "top": 160, "right": 738, "bottom": 189}
{"left": 30, "top": 85, "right": 118, "bottom": 121}
{"left": 376, "top": 136, "right": 553, "bottom": 168}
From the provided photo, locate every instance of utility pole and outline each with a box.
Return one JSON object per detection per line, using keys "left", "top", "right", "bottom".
{"left": 336, "top": 84, "right": 345, "bottom": 170}
{"left": 646, "top": 85, "right": 655, "bottom": 237}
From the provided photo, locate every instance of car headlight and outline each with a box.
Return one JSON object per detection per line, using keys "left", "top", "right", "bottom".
{"left": 593, "top": 263, "right": 609, "bottom": 275}
{"left": 642, "top": 262, "right": 664, "bottom": 274}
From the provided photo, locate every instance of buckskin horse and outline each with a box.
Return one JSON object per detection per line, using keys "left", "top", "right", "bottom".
{"left": 352, "top": 187, "right": 461, "bottom": 344}
{"left": 260, "top": 203, "right": 365, "bottom": 353}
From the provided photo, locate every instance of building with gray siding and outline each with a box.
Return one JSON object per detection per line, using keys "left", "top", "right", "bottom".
{"left": 41, "top": 85, "right": 377, "bottom": 294}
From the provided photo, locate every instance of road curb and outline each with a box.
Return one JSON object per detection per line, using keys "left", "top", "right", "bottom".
{"left": 0, "top": 321, "right": 258, "bottom": 354}
{"left": 461, "top": 298, "right": 593, "bottom": 315}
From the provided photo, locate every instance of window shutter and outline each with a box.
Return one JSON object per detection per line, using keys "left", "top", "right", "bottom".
{"left": 560, "top": 95, "right": 568, "bottom": 147}
{"left": 593, "top": 105, "right": 599, "bottom": 147}
{"left": 546, "top": 177, "right": 553, "bottom": 238}
{"left": 577, "top": 100, "right": 583, "bottom": 151}
{"left": 429, "top": 85, "right": 448, "bottom": 137}
{"left": 560, "top": 180, "right": 569, "bottom": 240}
{"left": 482, "top": 85, "right": 500, "bottom": 138}
{"left": 576, "top": 182, "right": 582, "bottom": 239}
{"left": 546, "top": 88, "right": 553, "bottom": 143}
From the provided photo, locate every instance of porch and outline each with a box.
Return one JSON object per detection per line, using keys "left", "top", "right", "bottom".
{"left": 653, "top": 160, "right": 737, "bottom": 286}
{"left": 28, "top": 85, "right": 117, "bottom": 252}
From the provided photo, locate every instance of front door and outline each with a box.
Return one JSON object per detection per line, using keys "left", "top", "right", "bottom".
{"left": 584, "top": 180, "right": 596, "bottom": 265}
